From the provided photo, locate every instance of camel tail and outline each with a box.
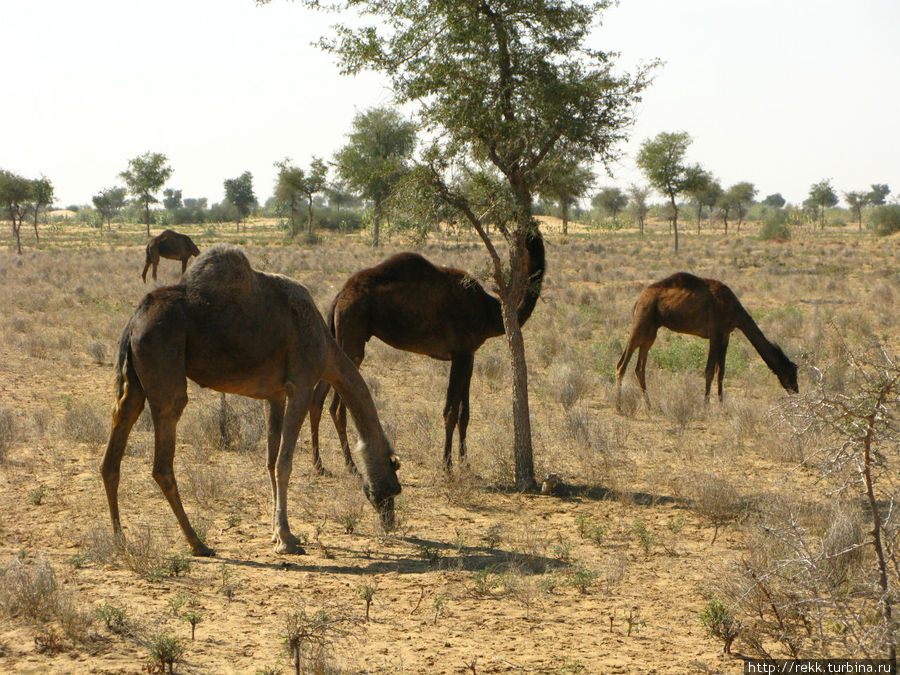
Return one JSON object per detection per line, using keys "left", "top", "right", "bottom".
{"left": 113, "top": 321, "right": 136, "bottom": 402}
{"left": 516, "top": 228, "right": 546, "bottom": 326}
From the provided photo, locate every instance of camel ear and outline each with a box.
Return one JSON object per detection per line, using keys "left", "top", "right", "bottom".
{"left": 390, "top": 455, "right": 401, "bottom": 471}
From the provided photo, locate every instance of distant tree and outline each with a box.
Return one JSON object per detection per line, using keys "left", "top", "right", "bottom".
{"left": 325, "top": 187, "right": 361, "bottom": 211}
{"left": 808, "top": 179, "right": 839, "bottom": 229}
{"left": 683, "top": 168, "right": 716, "bottom": 234}
{"left": 183, "top": 197, "right": 207, "bottom": 210}
{"left": 867, "top": 183, "right": 891, "bottom": 206}
{"left": 699, "top": 177, "right": 723, "bottom": 231}
{"left": 592, "top": 187, "right": 628, "bottom": 226}
{"left": 627, "top": 184, "right": 650, "bottom": 235}
{"left": 636, "top": 131, "right": 702, "bottom": 251}
{"left": 120, "top": 152, "right": 173, "bottom": 236}
{"left": 275, "top": 158, "right": 328, "bottom": 237}
{"left": 763, "top": 193, "right": 786, "bottom": 208}
{"left": 334, "top": 107, "right": 417, "bottom": 247}
{"left": 844, "top": 191, "right": 870, "bottom": 231}
{"left": 0, "top": 170, "right": 31, "bottom": 254}
{"left": 223, "top": 171, "right": 256, "bottom": 231}
{"left": 27, "top": 175, "right": 54, "bottom": 244}
{"left": 725, "top": 182, "right": 757, "bottom": 233}
{"left": 537, "top": 155, "right": 594, "bottom": 235}
{"left": 92, "top": 186, "right": 128, "bottom": 230}
{"left": 163, "top": 188, "right": 183, "bottom": 211}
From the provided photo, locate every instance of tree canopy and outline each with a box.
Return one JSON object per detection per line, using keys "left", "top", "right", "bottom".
{"left": 120, "top": 152, "right": 173, "bottom": 235}
{"left": 808, "top": 179, "right": 838, "bottom": 229}
{"left": 334, "top": 107, "right": 417, "bottom": 247}
{"left": 275, "top": 158, "right": 328, "bottom": 238}
{"left": 223, "top": 171, "right": 257, "bottom": 231}
{"left": 537, "top": 155, "right": 594, "bottom": 235}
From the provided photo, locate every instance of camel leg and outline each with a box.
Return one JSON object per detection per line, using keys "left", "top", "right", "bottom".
{"left": 152, "top": 260, "right": 159, "bottom": 281}
{"left": 181, "top": 257, "right": 188, "bottom": 274}
{"left": 308, "top": 381, "right": 331, "bottom": 475}
{"left": 272, "top": 386, "right": 313, "bottom": 555}
{"left": 455, "top": 353, "right": 474, "bottom": 465}
{"left": 704, "top": 336, "right": 723, "bottom": 403}
{"left": 101, "top": 372, "right": 146, "bottom": 541}
{"left": 442, "top": 354, "right": 472, "bottom": 470}
{"left": 265, "top": 394, "right": 286, "bottom": 540}
{"left": 635, "top": 344, "right": 652, "bottom": 409}
{"left": 716, "top": 335, "right": 730, "bottom": 403}
{"left": 330, "top": 393, "right": 356, "bottom": 472}
{"left": 148, "top": 392, "right": 213, "bottom": 557}
{"left": 141, "top": 261, "right": 152, "bottom": 283}
{"left": 615, "top": 339, "right": 639, "bottom": 411}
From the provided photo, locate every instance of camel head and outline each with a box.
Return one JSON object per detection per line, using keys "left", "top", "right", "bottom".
{"left": 357, "top": 441, "right": 402, "bottom": 531}
{"left": 774, "top": 345, "right": 799, "bottom": 393}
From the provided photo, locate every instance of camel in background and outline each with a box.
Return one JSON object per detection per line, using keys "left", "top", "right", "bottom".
{"left": 103, "top": 245, "right": 401, "bottom": 556}
{"left": 309, "top": 230, "right": 545, "bottom": 473}
{"left": 616, "top": 272, "right": 798, "bottom": 408}
{"left": 142, "top": 229, "right": 200, "bottom": 282}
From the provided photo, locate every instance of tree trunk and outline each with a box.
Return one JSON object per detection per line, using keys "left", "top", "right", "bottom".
{"left": 32, "top": 208, "right": 40, "bottom": 244}
{"left": 561, "top": 200, "right": 568, "bottom": 236}
{"left": 372, "top": 200, "right": 382, "bottom": 247}
{"left": 306, "top": 196, "right": 314, "bottom": 236}
{"left": 670, "top": 194, "right": 679, "bottom": 252}
{"left": 696, "top": 204, "right": 702, "bottom": 235}
{"left": 289, "top": 196, "right": 297, "bottom": 238}
{"left": 12, "top": 216, "right": 22, "bottom": 255}
{"left": 144, "top": 201, "right": 151, "bottom": 237}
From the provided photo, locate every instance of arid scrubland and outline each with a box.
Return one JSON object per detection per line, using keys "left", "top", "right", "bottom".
{"left": 1, "top": 218, "right": 898, "bottom": 673}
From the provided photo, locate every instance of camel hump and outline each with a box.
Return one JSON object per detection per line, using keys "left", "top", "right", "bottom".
{"left": 183, "top": 244, "right": 257, "bottom": 297}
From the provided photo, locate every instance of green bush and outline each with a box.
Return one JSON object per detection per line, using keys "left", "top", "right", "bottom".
{"left": 759, "top": 209, "right": 791, "bottom": 240}
{"left": 871, "top": 205, "right": 900, "bottom": 236}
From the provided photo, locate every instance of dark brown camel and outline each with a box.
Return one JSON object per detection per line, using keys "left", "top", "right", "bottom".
{"left": 141, "top": 229, "right": 201, "bottom": 282}
{"left": 103, "top": 245, "right": 401, "bottom": 556}
{"left": 615, "top": 272, "right": 798, "bottom": 408}
{"left": 309, "top": 231, "right": 546, "bottom": 473}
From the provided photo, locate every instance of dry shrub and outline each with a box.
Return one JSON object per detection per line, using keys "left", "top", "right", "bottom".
{"left": 549, "top": 362, "right": 592, "bottom": 411}
{"left": 118, "top": 524, "right": 169, "bottom": 579}
{"left": 474, "top": 352, "right": 506, "bottom": 387}
{"left": 182, "top": 394, "right": 264, "bottom": 455}
{"left": 0, "top": 407, "right": 15, "bottom": 463}
{"left": 63, "top": 400, "right": 108, "bottom": 444}
{"left": 86, "top": 340, "right": 106, "bottom": 365}
{"left": 656, "top": 373, "right": 706, "bottom": 431}
{"left": 0, "top": 557, "right": 93, "bottom": 642}
{"left": 677, "top": 471, "right": 746, "bottom": 543}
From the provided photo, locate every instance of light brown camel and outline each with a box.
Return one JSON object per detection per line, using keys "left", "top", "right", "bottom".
{"left": 308, "top": 230, "right": 545, "bottom": 473}
{"left": 141, "top": 229, "right": 201, "bottom": 282}
{"left": 103, "top": 245, "right": 401, "bottom": 556}
{"left": 615, "top": 272, "right": 798, "bottom": 408}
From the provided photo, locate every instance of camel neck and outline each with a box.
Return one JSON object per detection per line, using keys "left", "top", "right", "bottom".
{"left": 737, "top": 306, "right": 782, "bottom": 375}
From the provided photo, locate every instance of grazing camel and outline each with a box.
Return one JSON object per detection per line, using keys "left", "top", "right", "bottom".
{"left": 141, "top": 229, "right": 201, "bottom": 282}
{"left": 308, "top": 230, "right": 545, "bottom": 473}
{"left": 615, "top": 272, "right": 798, "bottom": 408}
{"left": 103, "top": 245, "right": 401, "bottom": 556}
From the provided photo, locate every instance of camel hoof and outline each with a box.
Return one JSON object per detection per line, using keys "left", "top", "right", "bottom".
{"left": 274, "top": 534, "right": 306, "bottom": 555}
{"left": 313, "top": 464, "right": 326, "bottom": 476}
{"left": 192, "top": 542, "right": 215, "bottom": 557}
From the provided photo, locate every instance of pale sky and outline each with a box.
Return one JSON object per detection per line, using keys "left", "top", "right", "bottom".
{"left": 3, "top": 0, "right": 898, "bottom": 208}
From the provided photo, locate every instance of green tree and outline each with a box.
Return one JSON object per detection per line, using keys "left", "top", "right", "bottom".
{"left": 808, "top": 179, "right": 838, "bottom": 229}
{"left": 762, "top": 193, "right": 786, "bottom": 208}
{"left": 297, "top": 0, "right": 651, "bottom": 490}
{"left": 537, "top": 155, "right": 594, "bottom": 235}
{"left": 628, "top": 184, "right": 650, "bottom": 235}
{"left": 334, "top": 107, "right": 417, "bottom": 247}
{"left": 725, "top": 181, "right": 757, "bottom": 233}
{"left": 844, "top": 191, "right": 870, "bottom": 231}
{"left": 26, "top": 176, "right": 54, "bottom": 245}
{"left": 0, "top": 170, "right": 31, "bottom": 254}
{"left": 120, "top": 152, "right": 173, "bottom": 235}
{"left": 592, "top": 187, "right": 628, "bottom": 226}
{"left": 92, "top": 187, "right": 128, "bottom": 230}
{"left": 163, "top": 188, "right": 183, "bottom": 211}
{"left": 867, "top": 183, "right": 890, "bottom": 206}
{"left": 636, "top": 132, "right": 700, "bottom": 251}
{"left": 683, "top": 168, "right": 718, "bottom": 234}
{"left": 275, "top": 158, "right": 328, "bottom": 238}
{"left": 223, "top": 171, "right": 256, "bottom": 231}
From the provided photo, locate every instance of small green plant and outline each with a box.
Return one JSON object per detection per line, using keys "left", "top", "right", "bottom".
{"left": 95, "top": 602, "right": 131, "bottom": 636}
{"left": 625, "top": 606, "right": 646, "bottom": 636}
{"left": 165, "top": 552, "right": 191, "bottom": 577}
{"left": 472, "top": 567, "right": 500, "bottom": 596}
{"left": 146, "top": 630, "right": 185, "bottom": 674}
{"left": 630, "top": 519, "right": 655, "bottom": 555}
{"left": 67, "top": 552, "right": 89, "bottom": 569}
{"left": 182, "top": 605, "right": 204, "bottom": 640}
{"left": 551, "top": 537, "right": 573, "bottom": 563}
{"left": 357, "top": 583, "right": 376, "bottom": 621}
{"left": 575, "top": 512, "right": 607, "bottom": 546}
{"left": 28, "top": 485, "right": 47, "bottom": 506}
{"left": 339, "top": 512, "right": 360, "bottom": 534}
{"left": 255, "top": 667, "right": 281, "bottom": 675}
{"left": 699, "top": 595, "right": 741, "bottom": 654}
{"left": 417, "top": 544, "right": 441, "bottom": 568}
{"left": 568, "top": 567, "right": 596, "bottom": 594}
{"left": 432, "top": 593, "right": 448, "bottom": 625}
{"left": 483, "top": 524, "right": 503, "bottom": 550}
